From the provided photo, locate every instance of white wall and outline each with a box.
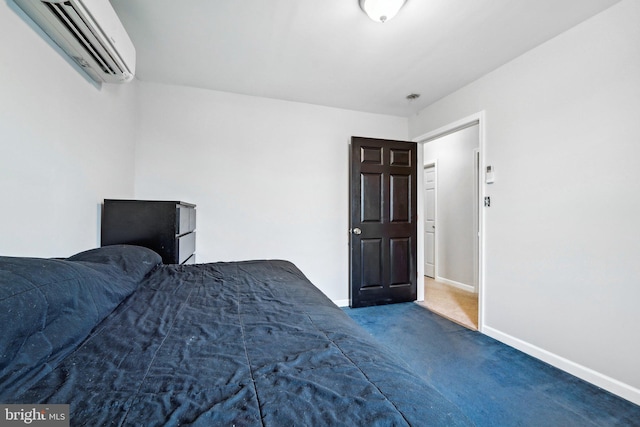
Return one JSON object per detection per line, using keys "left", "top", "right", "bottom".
{"left": 133, "top": 81, "right": 408, "bottom": 302}
{"left": 409, "top": 0, "right": 640, "bottom": 404}
{"left": 0, "top": 3, "right": 137, "bottom": 257}
{"left": 423, "top": 125, "right": 478, "bottom": 288}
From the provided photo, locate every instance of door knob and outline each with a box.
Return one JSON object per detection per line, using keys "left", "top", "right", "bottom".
{"left": 352, "top": 227, "right": 362, "bottom": 235}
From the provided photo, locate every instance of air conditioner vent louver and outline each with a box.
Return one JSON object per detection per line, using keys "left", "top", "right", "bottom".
{"left": 14, "top": 0, "right": 136, "bottom": 83}
{"left": 44, "top": 1, "right": 122, "bottom": 76}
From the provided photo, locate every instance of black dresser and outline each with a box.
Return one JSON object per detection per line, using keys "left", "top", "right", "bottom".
{"left": 101, "top": 200, "right": 196, "bottom": 264}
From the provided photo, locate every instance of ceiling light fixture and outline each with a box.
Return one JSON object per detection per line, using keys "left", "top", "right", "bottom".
{"left": 359, "top": 0, "right": 407, "bottom": 23}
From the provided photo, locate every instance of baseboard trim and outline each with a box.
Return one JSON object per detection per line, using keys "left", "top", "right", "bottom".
{"left": 333, "top": 299, "right": 350, "bottom": 307}
{"left": 483, "top": 325, "right": 640, "bottom": 406}
{"left": 435, "top": 276, "right": 476, "bottom": 293}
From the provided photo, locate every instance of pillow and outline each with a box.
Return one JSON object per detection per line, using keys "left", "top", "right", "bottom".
{"left": 0, "top": 245, "right": 160, "bottom": 397}
{"left": 67, "top": 244, "right": 161, "bottom": 282}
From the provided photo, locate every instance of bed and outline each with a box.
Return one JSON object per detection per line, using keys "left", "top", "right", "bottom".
{"left": 0, "top": 245, "right": 471, "bottom": 426}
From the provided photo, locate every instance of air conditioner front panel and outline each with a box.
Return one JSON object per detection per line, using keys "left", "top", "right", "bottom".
{"left": 13, "top": 0, "right": 136, "bottom": 83}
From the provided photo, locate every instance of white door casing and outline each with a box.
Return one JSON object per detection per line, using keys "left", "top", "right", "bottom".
{"left": 414, "top": 110, "right": 485, "bottom": 331}
{"left": 473, "top": 149, "right": 480, "bottom": 292}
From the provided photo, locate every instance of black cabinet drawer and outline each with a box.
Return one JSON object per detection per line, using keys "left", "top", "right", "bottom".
{"left": 177, "top": 232, "right": 196, "bottom": 264}
{"left": 177, "top": 204, "right": 196, "bottom": 236}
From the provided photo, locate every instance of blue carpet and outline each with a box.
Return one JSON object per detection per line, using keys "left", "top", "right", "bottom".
{"left": 344, "top": 303, "right": 640, "bottom": 427}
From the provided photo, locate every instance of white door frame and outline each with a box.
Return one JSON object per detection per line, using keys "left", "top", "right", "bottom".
{"left": 414, "top": 111, "right": 486, "bottom": 331}
{"left": 473, "top": 148, "right": 480, "bottom": 293}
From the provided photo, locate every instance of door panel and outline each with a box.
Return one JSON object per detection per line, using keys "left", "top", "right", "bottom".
{"left": 361, "top": 146, "right": 383, "bottom": 164}
{"left": 390, "top": 174, "right": 410, "bottom": 222}
{"left": 390, "top": 148, "right": 411, "bottom": 166}
{"left": 360, "top": 239, "right": 383, "bottom": 288}
{"left": 350, "top": 137, "right": 417, "bottom": 308}
{"left": 361, "top": 173, "right": 382, "bottom": 222}
{"left": 390, "top": 237, "right": 411, "bottom": 285}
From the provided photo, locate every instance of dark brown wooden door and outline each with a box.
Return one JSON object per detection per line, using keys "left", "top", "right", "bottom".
{"left": 349, "top": 137, "right": 417, "bottom": 308}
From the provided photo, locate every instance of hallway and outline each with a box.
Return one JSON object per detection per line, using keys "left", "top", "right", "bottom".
{"left": 417, "top": 277, "right": 478, "bottom": 330}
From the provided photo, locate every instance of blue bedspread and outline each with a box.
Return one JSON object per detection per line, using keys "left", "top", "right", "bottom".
{"left": 1, "top": 247, "right": 471, "bottom": 426}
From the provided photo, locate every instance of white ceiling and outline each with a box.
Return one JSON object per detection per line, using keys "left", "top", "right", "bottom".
{"left": 110, "top": 0, "right": 621, "bottom": 117}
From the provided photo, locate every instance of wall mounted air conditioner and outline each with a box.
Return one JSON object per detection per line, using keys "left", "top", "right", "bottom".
{"left": 14, "top": 0, "right": 136, "bottom": 83}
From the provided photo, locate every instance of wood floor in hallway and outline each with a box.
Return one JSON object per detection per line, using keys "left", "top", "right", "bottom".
{"left": 417, "top": 277, "right": 478, "bottom": 330}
